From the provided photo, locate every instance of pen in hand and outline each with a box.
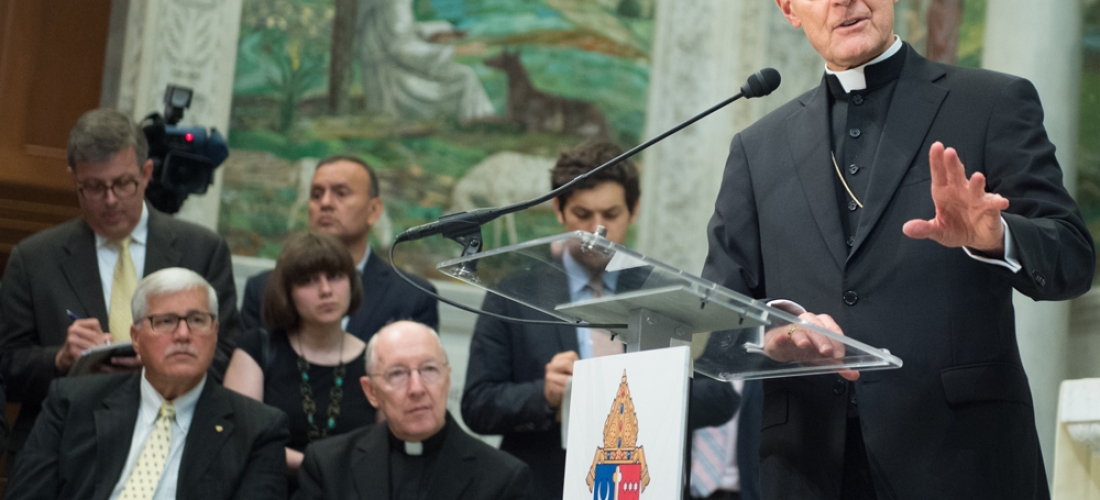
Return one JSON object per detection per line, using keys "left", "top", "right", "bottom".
{"left": 66, "top": 310, "right": 112, "bottom": 346}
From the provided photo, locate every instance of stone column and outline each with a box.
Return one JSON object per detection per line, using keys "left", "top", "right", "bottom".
{"left": 982, "top": 0, "right": 1083, "bottom": 478}
{"left": 102, "top": 0, "right": 245, "bottom": 231}
{"left": 636, "top": 0, "right": 821, "bottom": 272}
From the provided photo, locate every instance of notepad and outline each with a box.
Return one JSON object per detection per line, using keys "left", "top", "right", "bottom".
{"left": 68, "top": 341, "right": 136, "bottom": 376}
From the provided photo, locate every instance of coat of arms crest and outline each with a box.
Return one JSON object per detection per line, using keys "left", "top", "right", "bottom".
{"left": 586, "top": 370, "right": 650, "bottom": 500}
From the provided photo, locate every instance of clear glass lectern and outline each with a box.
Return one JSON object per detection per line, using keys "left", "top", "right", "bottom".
{"left": 438, "top": 231, "right": 902, "bottom": 380}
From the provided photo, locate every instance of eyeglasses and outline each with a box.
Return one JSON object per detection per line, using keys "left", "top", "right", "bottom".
{"left": 372, "top": 362, "right": 448, "bottom": 389}
{"left": 76, "top": 178, "right": 140, "bottom": 200}
{"left": 144, "top": 312, "right": 217, "bottom": 334}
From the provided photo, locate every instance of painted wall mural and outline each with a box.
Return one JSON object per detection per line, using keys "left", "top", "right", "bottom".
{"left": 220, "top": 0, "right": 655, "bottom": 276}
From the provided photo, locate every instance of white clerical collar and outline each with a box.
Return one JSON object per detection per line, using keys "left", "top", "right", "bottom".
{"left": 825, "top": 35, "right": 903, "bottom": 93}
{"left": 404, "top": 441, "right": 423, "bottom": 456}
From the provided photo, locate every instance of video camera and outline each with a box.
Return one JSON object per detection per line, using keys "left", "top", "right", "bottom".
{"left": 140, "top": 85, "right": 229, "bottom": 214}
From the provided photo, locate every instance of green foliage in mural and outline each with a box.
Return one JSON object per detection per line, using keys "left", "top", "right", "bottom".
{"left": 223, "top": 0, "right": 656, "bottom": 273}
{"left": 956, "top": 0, "right": 987, "bottom": 68}
{"left": 1078, "top": 0, "right": 1100, "bottom": 262}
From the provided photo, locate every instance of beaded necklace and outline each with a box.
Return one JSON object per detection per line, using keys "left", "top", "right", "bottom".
{"left": 296, "top": 333, "right": 346, "bottom": 442}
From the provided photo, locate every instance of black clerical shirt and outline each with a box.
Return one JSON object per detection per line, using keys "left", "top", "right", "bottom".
{"left": 826, "top": 47, "right": 907, "bottom": 248}
{"left": 387, "top": 416, "right": 451, "bottom": 500}
{"left": 823, "top": 45, "right": 907, "bottom": 500}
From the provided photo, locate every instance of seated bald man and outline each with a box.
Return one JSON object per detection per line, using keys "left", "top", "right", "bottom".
{"left": 294, "top": 321, "right": 532, "bottom": 500}
{"left": 6, "top": 268, "right": 289, "bottom": 500}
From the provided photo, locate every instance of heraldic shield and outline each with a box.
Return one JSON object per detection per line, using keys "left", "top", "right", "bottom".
{"left": 587, "top": 370, "right": 649, "bottom": 499}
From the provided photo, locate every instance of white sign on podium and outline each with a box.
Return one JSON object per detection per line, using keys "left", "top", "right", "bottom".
{"left": 563, "top": 347, "right": 692, "bottom": 500}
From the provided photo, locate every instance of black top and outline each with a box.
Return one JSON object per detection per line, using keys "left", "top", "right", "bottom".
{"left": 237, "top": 329, "right": 375, "bottom": 451}
{"left": 826, "top": 46, "right": 907, "bottom": 243}
{"left": 387, "top": 416, "right": 452, "bottom": 500}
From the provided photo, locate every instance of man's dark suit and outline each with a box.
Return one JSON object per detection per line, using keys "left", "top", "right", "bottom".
{"left": 0, "top": 208, "right": 240, "bottom": 453}
{"left": 5, "top": 372, "right": 289, "bottom": 500}
{"left": 240, "top": 251, "right": 439, "bottom": 339}
{"left": 462, "top": 263, "right": 740, "bottom": 500}
{"left": 702, "top": 45, "right": 1095, "bottom": 499}
{"left": 294, "top": 416, "right": 532, "bottom": 500}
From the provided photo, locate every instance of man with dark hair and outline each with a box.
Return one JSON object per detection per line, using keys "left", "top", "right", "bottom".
{"left": 0, "top": 108, "right": 241, "bottom": 457}
{"left": 240, "top": 155, "right": 438, "bottom": 342}
{"left": 7, "top": 268, "right": 288, "bottom": 500}
{"left": 461, "top": 140, "right": 738, "bottom": 500}
{"left": 701, "top": 1, "right": 1095, "bottom": 498}
{"left": 549, "top": 140, "right": 641, "bottom": 213}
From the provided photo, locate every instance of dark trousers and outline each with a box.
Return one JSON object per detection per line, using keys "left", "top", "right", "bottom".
{"left": 840, "top": 415, "right": 877, "bottom": 500}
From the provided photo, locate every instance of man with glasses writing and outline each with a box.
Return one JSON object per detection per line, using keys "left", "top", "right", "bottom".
{"left": 6, "top": 268, "right": 288, "bottom": 500}
{"left": 294, "top": 321, "right": 532, "bottom": 500}
{"left": 0, "top": 108, "right": 240, "bottom": 460}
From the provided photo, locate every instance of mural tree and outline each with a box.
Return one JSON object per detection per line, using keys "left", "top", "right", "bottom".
{"left": 927, "top": 0, "right": 964, "bottom": 64}
{"left": 329, "top": 0, "right": 359, "bottom": 114}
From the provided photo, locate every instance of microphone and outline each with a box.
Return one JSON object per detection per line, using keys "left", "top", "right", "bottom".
{"left": 395, "top": 68, "right": 783, "bottom": 245}
{"left": 741, "top": 68, "right": 781, "bottom": 99}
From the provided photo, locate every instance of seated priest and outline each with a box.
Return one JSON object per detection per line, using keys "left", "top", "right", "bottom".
{"left": 294, "top": 321, "right": 532, "bottom": 500}
{"left": 6, "top": 267, "right": 289, "bottom": 500}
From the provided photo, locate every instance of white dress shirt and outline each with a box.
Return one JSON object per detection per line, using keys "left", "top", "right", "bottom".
{"left": 109, "top": 371, "right": 206, "bottom": 500}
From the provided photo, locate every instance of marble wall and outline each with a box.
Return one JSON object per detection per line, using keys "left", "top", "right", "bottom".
{"left": 984, "top": 0, "right": 1085, "bottom": 477}
{"left": 636, "top": 0, "right": 822, "bottom": 275}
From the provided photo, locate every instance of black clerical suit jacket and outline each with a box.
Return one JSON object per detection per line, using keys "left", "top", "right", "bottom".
{"left": 241, "top": 251, "right": 439, "bottom": 340}
{"left": 0, "top": 208, "right": 241, "bottom": 453}
{"left": 702, "top": 44, "right": 1095, "bottom": 499}
{"left": 293, "top": 416, "right": 533, "bottom": 500}
{"left": 462, "top": 262, "right": 740, "bottom": 500}
{"left": 5, "top": 373, "right": 289, "bottom": 500}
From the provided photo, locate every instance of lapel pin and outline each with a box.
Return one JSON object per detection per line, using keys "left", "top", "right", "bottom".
{"left": 215, "top": 425, "right": 224, "bottom": 433}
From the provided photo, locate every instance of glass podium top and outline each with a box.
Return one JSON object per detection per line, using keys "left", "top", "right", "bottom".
{"left": 438, "top": 231, "right": 902, "bottom": 381}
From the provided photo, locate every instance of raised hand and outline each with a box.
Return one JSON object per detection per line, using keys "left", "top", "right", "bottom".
{"left": 902, "top": 142, "right": 1008, "bottom": 256}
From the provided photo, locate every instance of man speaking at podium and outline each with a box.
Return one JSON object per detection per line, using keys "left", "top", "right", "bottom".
{"left": 702, "top": 1, "right": 1094, "bottom": 499}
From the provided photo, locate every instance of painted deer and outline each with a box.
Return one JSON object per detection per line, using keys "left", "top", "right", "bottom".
{"left": 483, "top": 50, "right": 609, "bottom": 138}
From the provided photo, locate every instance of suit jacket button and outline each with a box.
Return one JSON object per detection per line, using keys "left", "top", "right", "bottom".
{"left": 834, "top": 379, "right": 846, "bottom": 395}
{"left": 852, "top": 94, "right": 865, "bottom": 105}
{"left": 843, "top": 290, "right": 859, "bottom": 305}
{"left": 849, "top": 128, "right": 861, "bottom": 138}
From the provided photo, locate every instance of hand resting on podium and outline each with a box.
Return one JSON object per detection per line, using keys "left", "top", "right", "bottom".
{"left": 763, "top": 312, "right": 859, "bottom": 381}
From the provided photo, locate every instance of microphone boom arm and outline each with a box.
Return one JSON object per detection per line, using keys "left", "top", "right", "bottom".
{"left": 395, "top": 68, "right": 781, "bottom": 254}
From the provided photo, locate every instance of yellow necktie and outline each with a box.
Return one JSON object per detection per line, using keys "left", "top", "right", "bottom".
{"left": 109, "top": 236, "right": 138, "bottom": 342}
{"left": 120, "top": 402, "right": 175, "bottom": 500}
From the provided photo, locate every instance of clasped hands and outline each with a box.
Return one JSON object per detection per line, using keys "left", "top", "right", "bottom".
{"left": 764, "top": 142, "right": 1009, "bottom": 376}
